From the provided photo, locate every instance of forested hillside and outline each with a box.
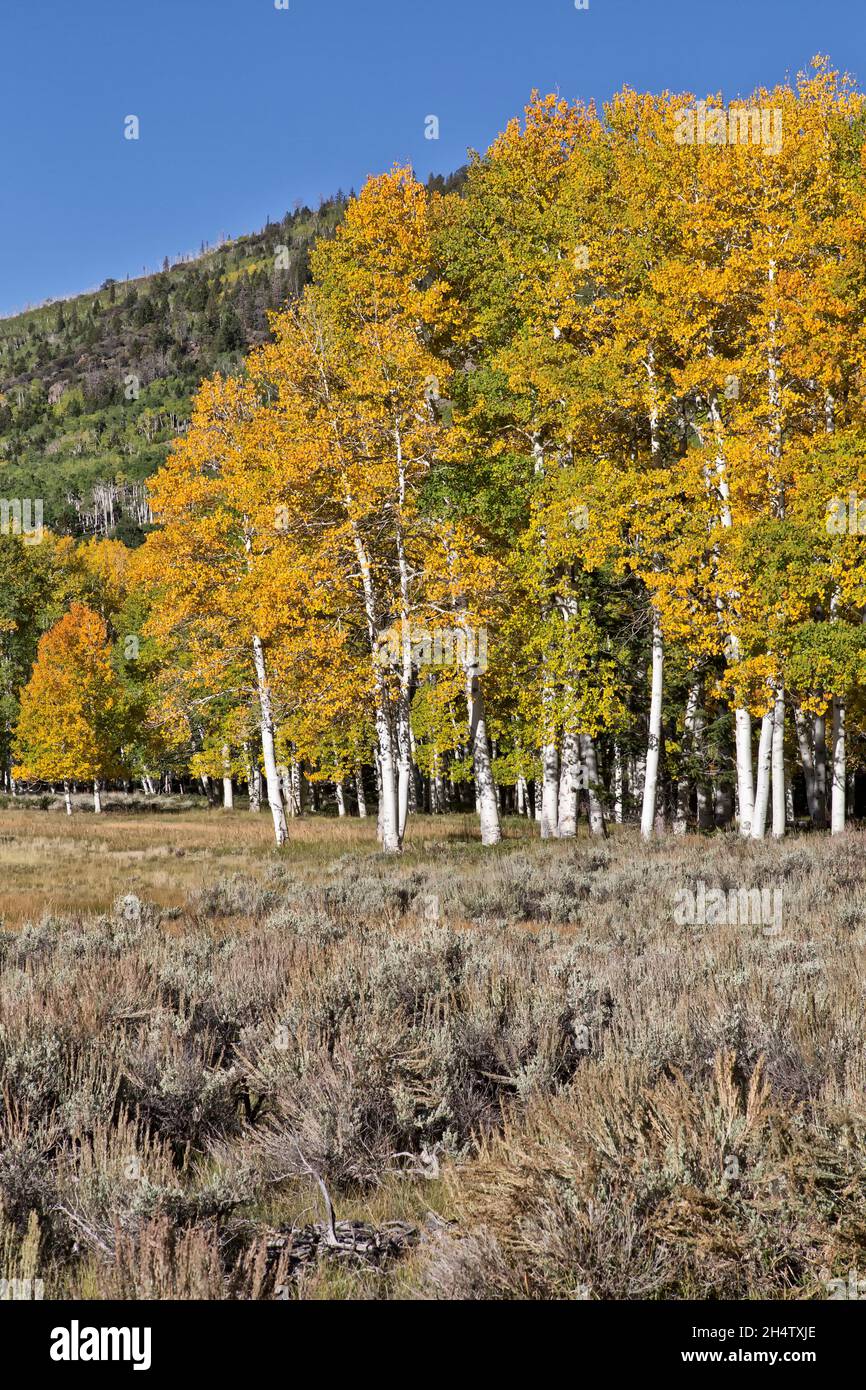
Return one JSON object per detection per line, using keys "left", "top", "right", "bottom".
{"left": 0, "top": 196, "right": 349, "bottom": 539}
{"left": 0, "top": 170, "right": 467, "bottom": 544}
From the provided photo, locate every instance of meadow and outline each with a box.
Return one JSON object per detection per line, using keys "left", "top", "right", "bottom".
{"left": 1, "top": 800, "right": 864, "bottom": 1300}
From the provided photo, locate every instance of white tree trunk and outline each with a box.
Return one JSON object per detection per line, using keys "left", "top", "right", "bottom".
{"left": 632, "top": 751, "right": 646, "bottom": 815}
{"left": 793, "top": 704, "right": 820, "bottom": 827}
{"left": 751, "top": 707, "right": 774, "bottom": 840}
{"left": 432, "top": 754, "right": 445, "bottom": 815}
{"left": 814, "top": 711, "right": 828, "bottom": 827}
{"left": 581, "top": 733, "right": 605, "bottom": 837}
{"left": 540, "top": 740, "right": 559, "bottom": 839}
{"left": 734, "top": 707, "right": 755, "bottom": 837}
{"left": 249, "top": 765, "right": 262, "bottom": 813}
{"left": 642, "top": 348, "right": 666, "bottom": 842}
{"left": 355, "top": 768, "right": 367, "bottom": 818}
{"left": 279, "top": 765, "right": 293, "bottom": 815}
{"left": 530, "top": 430, "right": 561, "bottom": 843}
{"left": 351, "top": 522, "right": 401, "bottom": 852}
{"left": 831, "top": 697, "right": 846, "bottom": 835}
{"left": 707, "top": 372, "right": 754, "bottom": 838}
{"left": 64, "top": 781, "right": 73, "bottom": 816}
{"left": 830, "top": 580, "right": 845, "bottom": 836}
{"left": 771, "top": 684, "right": 785, "bottom": 838}
{"left": 394, "top": 429, "right": 414, "bottom": 843}
{"left": 376, "top": 713, "right": 401, "bottom": 853}
{"left": 93, "top": 781, "right": 102, "bottom": 814}
{"left": 335, "top": 780, "right": 346, "bottom": 817}
{"left": 692, "top": 699, "right": 713, "bottom": 831}
{"left": 640, "top": 607, "right": 664, "bottom": 840}
{"left": 466, "top": 668, "right": 501, "bottom": 846}
{"left": 675, "top": 681, "right": 700, "bottom": 835}
{"left": 375, "top": 758, "right": 384, "bottom": 842}
{"left": 397, "top": 688, "right": 412, "bottom": 841}
{"left": 557, "top": 730, "right": 579, "bottom": 838}
{"left": 222, "top": 746, "right": 234, "bottom": 810}
{"left": 612, "top": 741, "right": 624, "bottom": 824}
{"left": 251, "top": 635, "right": 288, "bottom": 846}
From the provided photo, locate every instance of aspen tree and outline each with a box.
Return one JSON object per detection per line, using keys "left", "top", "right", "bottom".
{"left": 13, "top": 604, "right": 124, "bottom": 810}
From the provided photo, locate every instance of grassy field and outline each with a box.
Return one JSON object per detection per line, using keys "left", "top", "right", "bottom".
{"left": 0, "top": 799, "right": 361, "bottom": 926}
{"left": 1, "top": 800, "right": 865, "bottom": 1300}
{"left": 0, "top": 797, "right": 514, "bottom": 927}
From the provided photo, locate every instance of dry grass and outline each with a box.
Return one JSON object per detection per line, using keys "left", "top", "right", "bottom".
{"left": 0, "top": 798, "right": 514, "bottom": 927}
{"left": 1, "top": 802, "right": 865, "bottom": 1299}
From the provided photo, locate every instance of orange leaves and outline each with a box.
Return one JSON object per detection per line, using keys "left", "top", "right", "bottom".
{"left": 311, "top": 166, "right": 454, "bottom": 337}
{"left": 86, "top": 65, "right": 866, "bottom": 794}
{"left": 13, "top": 603, "right": 125, "bottom": 783}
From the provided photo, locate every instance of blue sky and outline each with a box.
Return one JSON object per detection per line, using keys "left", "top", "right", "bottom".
{"left": 1, "top": 0, "right": 863, "bottom": 315}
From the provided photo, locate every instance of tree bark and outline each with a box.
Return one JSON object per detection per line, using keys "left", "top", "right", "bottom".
{"left": 432, "top": 754, "right": 445, "bottom": 814}
{"left": 831, "top": 697, "right": 846, "bottom": 835}
{"left": 248, "top": 757, "right": 262, "bottom": 813}
{"left": 612, "top": 741, "right": 624, "bottom": 824}
{"left": 793, "top": 704, "right": 821, "bottom": 828}
{"left": 734, "top": 708, "right": 755, "bottom": 837}
{"left": 751, "top": 707, "right": 774, "bottom": 840}
{"left": 557, "top": 730, "right": 579, "bottom": 838}
{"left": 771, "top": 684, "right": 785, "bottom": 838}
{"left": 466, "top": 668, "right": 501, "bottom": 846}
{"left": 397, "top": 685, "right": 412, "bottom": 840}
{"left": 222, "top": 746, "right": 234, "bottom": 810}
{"left": 251, "top": 635, "right": 288, "bottom": 846}
{"left": 394, "top": 423, "right": 414, "bottom": 844}
{"left": 640, "top": 607, "right": 664, "bottom": 840}
{"left": 351, "top": 523, "right": 401, "bottom": 852}
{"left": 581, "top": 733, "right": 605, "bottom": 837}
{"left": 540, "top": 740, "right": 559, "bottom": 839}
{"left": 675, "top": 682, "right": 700, "bottom": 834}
{"left": 814, "top": 711, "right": 828, "bottom": 828}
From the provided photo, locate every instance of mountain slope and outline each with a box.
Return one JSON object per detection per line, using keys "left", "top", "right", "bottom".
{"left": 0, "top": 197, "right": 349, "bottom": 540}
{"left": 0, "top": 168, "right": 467, "bottom": 543}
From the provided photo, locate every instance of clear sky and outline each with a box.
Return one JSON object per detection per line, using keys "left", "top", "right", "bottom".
{"left": 1, "top": 0, "right": 863, "bottom": 315}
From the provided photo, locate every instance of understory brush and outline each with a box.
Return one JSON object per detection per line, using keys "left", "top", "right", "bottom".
{"left": 1, "top": 827, "right": 864, "bottom": 1299}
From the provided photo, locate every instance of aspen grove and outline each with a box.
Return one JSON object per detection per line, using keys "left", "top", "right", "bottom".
{"left": 7, "top": 62, "right": 866, "bottom": 850}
